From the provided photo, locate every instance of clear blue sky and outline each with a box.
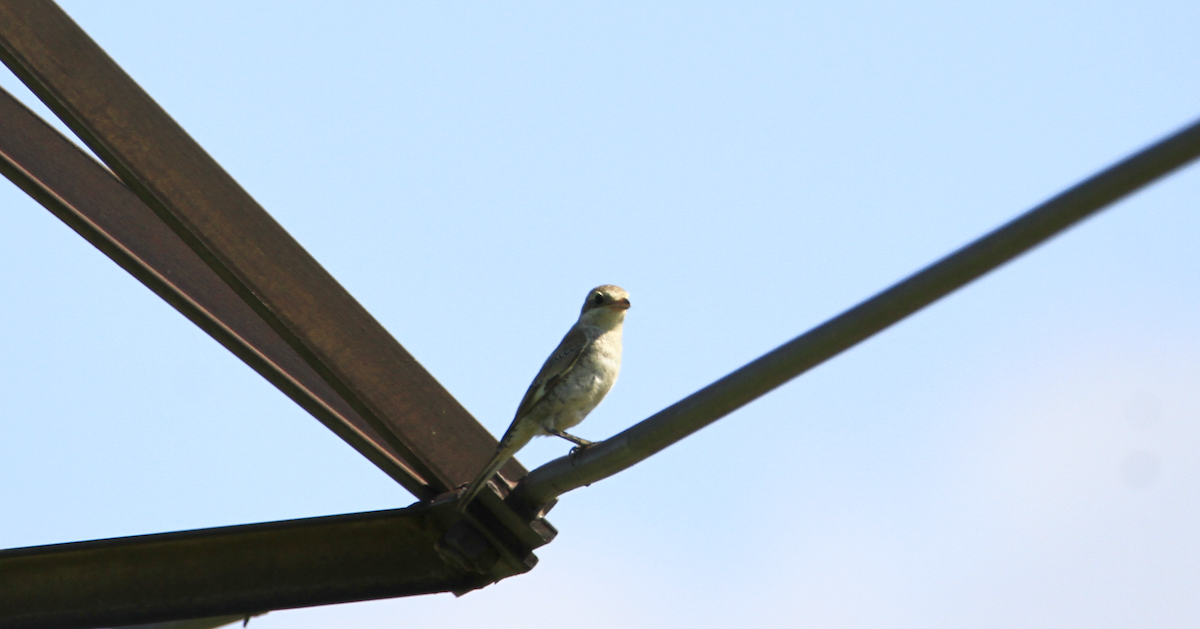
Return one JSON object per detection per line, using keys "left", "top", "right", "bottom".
{"left": 2, "top": 1, "right": 1199, "bottom": 627}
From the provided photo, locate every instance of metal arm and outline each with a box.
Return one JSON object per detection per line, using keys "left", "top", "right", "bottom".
{"left": 515, "top": 116, "right": 1200, "bottom": 510}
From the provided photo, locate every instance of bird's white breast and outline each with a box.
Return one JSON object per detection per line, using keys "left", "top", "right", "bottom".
{"left": 540, "top": 324, "right": 623, "bottom": 432}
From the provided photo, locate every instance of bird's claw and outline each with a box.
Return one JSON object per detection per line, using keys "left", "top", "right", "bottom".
{"left": 569, "top": 441, "right": 594, "bottom": 459}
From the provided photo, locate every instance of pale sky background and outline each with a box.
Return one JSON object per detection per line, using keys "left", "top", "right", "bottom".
{"left": 2, "top": 2, "right": 1200, "bottom": 628}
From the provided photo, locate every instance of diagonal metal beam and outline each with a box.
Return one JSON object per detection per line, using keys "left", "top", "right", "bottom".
{"left": 515, "top": 116, "right": 1200, "bottom": 509}
{"left": 0, "top": 498, "right": 542, "bottom": 629}
{"left": 0, "top": 0, "right": 521, "bottom": 496}
{"left": 0, "top": 85, "right": 426, "bottom": 493}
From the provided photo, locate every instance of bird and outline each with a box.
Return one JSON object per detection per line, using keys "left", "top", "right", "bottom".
{"left": 458, "top": 284, "right": 630, "bottom": 510}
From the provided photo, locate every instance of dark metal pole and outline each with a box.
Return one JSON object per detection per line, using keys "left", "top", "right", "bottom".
{"left": 0, "top": 499, "right": 540, "bottom": 629}
{"left": 118, "top": 614, "right": 262, "bottom": 629}
{"left": 515, "top": 117, "right": 1200, "bottom": 509}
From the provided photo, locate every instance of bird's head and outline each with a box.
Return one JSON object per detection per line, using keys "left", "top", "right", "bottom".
{"left": 579, "top": 284, "right": 631, "bottom": 327}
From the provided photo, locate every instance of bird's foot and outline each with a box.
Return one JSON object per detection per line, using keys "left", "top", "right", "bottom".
{"left": 569, "top": 441, "right": 595, "bottom": 460}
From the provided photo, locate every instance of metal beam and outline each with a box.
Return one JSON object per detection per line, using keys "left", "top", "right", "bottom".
{"left": 0, "top": 0, "right": 521, "bottom": 496}
{"left": 0, "top": 499, "right": 539, "bottom": 629}
{"left": 0, "top": 85, "right": 427, "bottom": 494}
{"left": 515, "top": 116, "right": 1200, "bottom": 509}
{"left": 117, "top": 613, "right": 263, "bottom": 629}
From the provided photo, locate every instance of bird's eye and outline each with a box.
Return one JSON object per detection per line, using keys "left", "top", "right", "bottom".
{"left": 592, "top": 293, "right": 604, "bottom": 305}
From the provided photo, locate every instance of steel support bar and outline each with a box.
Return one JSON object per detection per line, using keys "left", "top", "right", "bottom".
{"left": 0, "top": 501, "right": 535, "bottom": 629}
{"left": 516, "top": 117, "right": 1200, "bottom": 508}
{"left": 0, "top": 86, "right": 426, "bottom": 493}
{"left": 119, "top": 614, "right": 261, "bottom": 629}
{"left": 0, "top": 0, "right": 521, "bottom": 496}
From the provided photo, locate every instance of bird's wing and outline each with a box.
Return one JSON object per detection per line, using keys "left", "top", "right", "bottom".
{"left": 464, "top": 323, "right": 589, "bottom": 509}
{"left": 506, "top": 323, "right": 591, "bottom": 429}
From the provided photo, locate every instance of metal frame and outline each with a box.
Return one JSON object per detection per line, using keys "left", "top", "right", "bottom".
{"left": 0, "top": 1, "right": 1197, "bottom": 628}
{"left": 1, "top": 503, "right": 494, "bottom": 629}
{"left": 0, "top": 0, "right": 522, "bottom": 497}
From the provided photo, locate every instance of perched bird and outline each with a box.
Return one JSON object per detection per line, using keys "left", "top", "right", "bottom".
{"left": 458, "top": 285, "right": 630, "bottom": 509}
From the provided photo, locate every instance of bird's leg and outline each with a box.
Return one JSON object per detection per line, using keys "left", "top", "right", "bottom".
{"left": 545, "top": 427, "right": 593, "bottom": 448}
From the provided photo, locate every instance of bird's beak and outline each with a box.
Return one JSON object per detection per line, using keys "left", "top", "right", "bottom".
{"left": 610, "top": 298, "right": 631, "bottom": 311}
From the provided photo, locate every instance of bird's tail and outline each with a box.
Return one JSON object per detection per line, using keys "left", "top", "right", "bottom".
{"left": 458, "top": 451, "right": 510, "bottom": 510}
{"left": 457, "top": 434, "right": 529, "bottom": 510}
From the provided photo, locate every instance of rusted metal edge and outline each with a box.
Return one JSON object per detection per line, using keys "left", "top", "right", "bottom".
{"left": 0, "top": 503, "right": 538, "bottom": 629}
{"left": 0, "top": 85, "right": 430, "bottom": 496}
{"left": 0, "top": 0, "right": 524, "bottom": 493}
{"left": 515, "top": 116, "right": 1200, "bottom": 509}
